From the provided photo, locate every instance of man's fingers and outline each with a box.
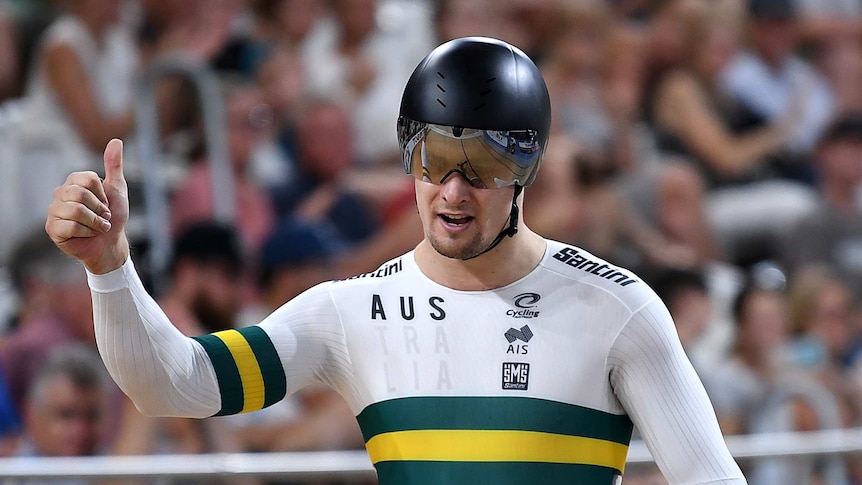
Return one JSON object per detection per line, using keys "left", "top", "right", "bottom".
{"left": 103, "top": 138, "right": 125, "bottom": 186}
{"left": 55, "top": 181, "right": 111, "bottom": 219}
{"left": 63, "top": 171, "right": 110, "bottom": 210}
{"left": 46, "top": 217, "right": 102, "bottom": 243}
{"left": 49, "top": 194, "right": 112, "bottom": 233}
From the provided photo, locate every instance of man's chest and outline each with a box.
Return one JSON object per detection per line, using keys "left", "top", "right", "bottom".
{"left": 338, "top": 287, "right": 627, "bottom": 403}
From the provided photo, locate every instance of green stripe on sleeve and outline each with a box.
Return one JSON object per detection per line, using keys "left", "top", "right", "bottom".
{"left": 192, "top": 334, "right": 244, "bottom": 416}
{"left": 235, "top": 326, "right": 287, "bottom": 408}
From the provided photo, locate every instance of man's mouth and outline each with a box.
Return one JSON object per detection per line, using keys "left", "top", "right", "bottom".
{"left": 439, "top": 214, "right": 474, "bottom": 225}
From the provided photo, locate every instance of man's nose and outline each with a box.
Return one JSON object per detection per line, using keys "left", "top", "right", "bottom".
{"left": 439, "top": 172, "right": 472, "bottom": 204}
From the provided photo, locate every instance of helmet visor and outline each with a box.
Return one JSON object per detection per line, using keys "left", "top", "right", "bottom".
{"left": 397, "top": 117, "right": 542, "bottom": 189}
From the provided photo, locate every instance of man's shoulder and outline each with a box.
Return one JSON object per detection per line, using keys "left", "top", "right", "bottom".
{"left": 540, "top": 240, "right": 656, "bottom": 310}
{"left": 331, "top": 253, "right": 414, "bottom": 287}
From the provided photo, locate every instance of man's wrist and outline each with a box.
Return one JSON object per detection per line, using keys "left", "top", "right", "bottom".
{"left": 84, "top": 238, "right": 131, "bottom": 275}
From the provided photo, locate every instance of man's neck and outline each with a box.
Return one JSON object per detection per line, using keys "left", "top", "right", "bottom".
{"left": 414, "top": 229, "right": 546, "bottom": 291}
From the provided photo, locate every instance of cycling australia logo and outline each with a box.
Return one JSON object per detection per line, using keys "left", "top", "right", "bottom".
{"left": 507, "top": 292, "right": 541, "bottom": 319}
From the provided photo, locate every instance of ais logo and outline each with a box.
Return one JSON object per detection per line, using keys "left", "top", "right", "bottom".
{"left": 505, "top": 324, "right": 532, "bottom": 355}
{"left": 502, "top": 362, "right": 530, "bottom": 390}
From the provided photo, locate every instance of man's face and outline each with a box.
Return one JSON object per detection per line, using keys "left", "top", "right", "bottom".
{"left": 298, "top": 104, "right": 354, "bottom": 180}
{"left": 48, "top": 263, "right": 95, "bottom": 343}
{"left": 819, "top": 139, "right": 862, "bottom": 185}
{"left": 191, "top": 262, "right": 243, "bottom": 333}
{"left": 26, "top": 377, "right": 104, "bottom": 457}
{"left": 751, "top": 18, "right": 797, "bottom": 66}
{"left": 414, "top": 153, "right": 515, "bottom": 260}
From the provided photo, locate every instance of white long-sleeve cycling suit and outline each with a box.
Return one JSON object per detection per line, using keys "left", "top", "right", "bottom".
{"left": 88, "top": 239, "right": 746, "bottom": 484}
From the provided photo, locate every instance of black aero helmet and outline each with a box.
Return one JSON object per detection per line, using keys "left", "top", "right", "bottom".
{"left": 397, "top": 37, "right": 551, "bottom": 189}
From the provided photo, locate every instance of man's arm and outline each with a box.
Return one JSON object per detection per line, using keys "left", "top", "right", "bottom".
{"left": 47, "top": 139, "right": 352, "bottom": 418}
{"left": 88, "top": 257, "right": 222, "bottom": 417}
{"left": 608, "top": 297, "right": 747, "bottom": 484}
{"left": 45, "top": 139, "right": 219, "bottom": 416}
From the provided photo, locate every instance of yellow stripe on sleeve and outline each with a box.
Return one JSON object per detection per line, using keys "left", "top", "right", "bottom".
{"left": 212, "top": 329, "right": 266, "bottom": 413}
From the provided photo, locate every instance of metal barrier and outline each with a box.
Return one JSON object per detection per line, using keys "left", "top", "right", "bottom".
{"left": 134, "top": 55, "right": 236, "bottom": 294}
{"left": 1, "top": 428, "right": 862, "bottom": 482}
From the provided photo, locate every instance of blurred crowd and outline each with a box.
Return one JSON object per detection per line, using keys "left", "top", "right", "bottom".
{"left": 0, "top": 0, "right": 861, "bottom": 483}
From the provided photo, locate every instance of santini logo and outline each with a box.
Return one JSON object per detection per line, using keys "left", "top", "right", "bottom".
{"left": 507, "top": 292, "right": 540, "bottom": 318}
{"left": 502, "top": 362, "right": 530, "bottom": 390}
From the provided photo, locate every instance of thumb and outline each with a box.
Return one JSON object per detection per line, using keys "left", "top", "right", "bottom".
{"left": 103, "top": 138, "right": 126, "bottom": 186}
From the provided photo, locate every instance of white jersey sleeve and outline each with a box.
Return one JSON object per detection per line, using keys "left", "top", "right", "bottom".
{"left": 608, "top": 297, "right": 747, "bottom": 484}
{"left": 87, "top": 257, "right": 350, "bottom": 418}
{"left": 88, "top": 258, "right": 221, "bottom": 417}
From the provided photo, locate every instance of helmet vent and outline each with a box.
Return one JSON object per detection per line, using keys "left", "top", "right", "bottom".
{"left": 474, "top": 78, "right": 496, "bottom": 111}
{"left": 436, "top": 98, "right": 447, "bottom": 107}
{"left": 437, "top": 71, "right": 445, "bottom": 79}
{"left": 436, "top": 84, "right": 445, "bottom": 92}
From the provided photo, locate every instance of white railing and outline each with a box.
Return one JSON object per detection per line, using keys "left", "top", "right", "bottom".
{"left": 1, "top": 428, "right": 861, "bottom": 481}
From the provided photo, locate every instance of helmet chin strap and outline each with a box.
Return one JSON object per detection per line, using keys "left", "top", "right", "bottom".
{"left": 462, "top": 185, "right": 522, "bottom": 261}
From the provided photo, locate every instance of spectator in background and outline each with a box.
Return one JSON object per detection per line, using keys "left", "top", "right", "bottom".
{"left": 248, "top": 46, "right": 307, "bottom": 194}
{"left": 612, "top": 0, "right": 726, "bottom": 269}
{"left": 158, "top": 221, "right": 247, "bottom": 336}
{"left": 6, "top": 0, "right": 137, "bottom": 261}
{"left": 255, "top": 218, "right": 337, "bottom": 313}
{"left": 170, "top": 81, "right": 277, "bottom": 254}
{"left": 0, "top": 366, "right": 21, "bottom": 456}
{"left": 701, "top": 281, "right": 843, "bottom": 484}
{"left": 434, "top": 0, "right": 515, "bottom": 45}
{"left": 208, "top": 0, "right": 319, "bottom": 81}
{"left": 794, "top": 0, "right": 862, "bottom": 49}
{"left": 538, "top": 0, "right": 720, "bottom": 269}
{"left": 0, "top": 6, "right": 20, "bottom": 102}
{"left": 270, "top": 98, "right": 379, "bottom": 252}
{"left": 302, "top": 0, "right": 433, "bottom": 166}
{"left": 133, "top": 0, "right": 243, "bottom": 144}
{"left": 137, "top": 0, "right": 240, "bottom": 64}
{"left": 639, "top": 0, "right": 704, "bottom": 128}
{"left": 501, "top": 0, "right": 560, "bottom": 64}
{"left": 650, "top": 267, "right": 714, "bottom": 368}
{"left": 782, "top": 113, "right": 862, "bottom": 297}
{"left": 24, "top": 0, "right": 136, "bottom": 152}
{"left": 719, "top": 0, "right": 836, "bottom": 178}
{"left": 651, "top": 4, "right": 818, "bottom": 267}
{"left": 702, "top": 283, "right": 803, "bottom": 435}
{"left": 652, "top": 8, "right": 792, "bottom": 188}
{"left": 13, "top": 345, "right": 110, "bottom": 467}
{"left": 0, "top": 229, "right": 96, "bottom": 414}
{"left": 542, "top": 1, "right": 616, "bottom": 165}
{"left": 815, "top": 39, "right": 862, "bottom": 115}
{"left": 788, "top": 267, "right": 857, "bottom": 390}
{"left": 247, "top": 0, "right": 325, "bottom": 55}
{"left": 524, "top": 133, "right": 702, "bottom": 273}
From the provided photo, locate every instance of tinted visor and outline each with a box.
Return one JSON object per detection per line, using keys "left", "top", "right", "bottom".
{"left": 397, "top": 117, "right": 542, "bottom": 188}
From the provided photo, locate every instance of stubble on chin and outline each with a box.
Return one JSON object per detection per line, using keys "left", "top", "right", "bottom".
{"left": 428, "top": 232, "right": 486, "bottom": 260}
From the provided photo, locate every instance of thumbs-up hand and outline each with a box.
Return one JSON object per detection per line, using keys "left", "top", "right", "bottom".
{"left": 46, "top": 138, "right": 131, "bottom": 274}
